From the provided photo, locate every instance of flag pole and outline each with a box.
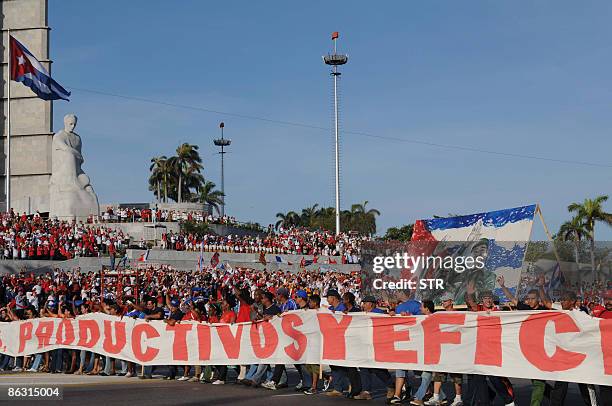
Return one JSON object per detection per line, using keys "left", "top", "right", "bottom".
{"left": 6, "top": 29, "right": 11, "bottom": 213}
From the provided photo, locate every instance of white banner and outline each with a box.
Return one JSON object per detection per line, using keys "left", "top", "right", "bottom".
{"left": 0, "top": 310, "right": 610, "bottom": 386}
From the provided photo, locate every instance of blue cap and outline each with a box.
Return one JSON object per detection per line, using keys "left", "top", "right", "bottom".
{"left": 170, "top": 299, "right": 180, "bottom": 307}
{"left": 74, "top": 299, "right": 84, "bottom": 307}
{"left": 296, "top": 290, "right": 308, "bottom": 299}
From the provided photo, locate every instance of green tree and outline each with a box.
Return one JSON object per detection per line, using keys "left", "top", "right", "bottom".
{"left": 275, "top": 211, "right": 300, "bottom": 230}
{"left": 148, "top": 155, "right": 171, "bottom": 203}
{"left": 349, "top": 201, "right": 380, "bottom": 235}
{"left": 568, "top": 195, "right": 612, "bottom": 272}
{"left": 558, "top": 215, "right": 588, "bottom": 271}
{"left": 383, "top": 224, "right": 414, "bottom": 242}
{"left": 194, "top": 181, "right": 225, "bottom": 215}
{"left": 169, "top": 143, "right": 203, "bottom": 203}
{"left": 301, "top": 204, "right": 320, "bottom": 226}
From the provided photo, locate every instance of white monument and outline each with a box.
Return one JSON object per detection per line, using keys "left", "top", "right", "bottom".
{"left": 49, "top": 114, "right": 99, "bottom": 219}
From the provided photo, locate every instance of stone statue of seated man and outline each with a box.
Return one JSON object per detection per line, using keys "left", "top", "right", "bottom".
{"left": 49, "top": 114, "right": 99, "bottom": 219}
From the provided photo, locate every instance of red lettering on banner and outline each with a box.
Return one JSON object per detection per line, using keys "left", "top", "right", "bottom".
{"left": 601, "top": 320, "right": 612, "bottom": 375}
{"left": 372, "top": 316, "right": 418, "bottom": 363}
{"left": 197, "top": 324, "right": 211, "bottom": 361}
{"left": 250, "top": 322, "right": 279, "bottom": 359}
{"left": 132, "top": 323, "right": 159, "bottom": 363}
{"left": 18, "top": 322, "right": 33, "bottom": 353}
{"left": 166, "top": 324, "right": 192, "bottom": 361}
{"left": 103, "top": 320, "right": 127, "bottom": 354}
{"left": 282, "top": 314, "right": 307, "bottom": 360}
{"left": 475, "top": 315, "right": 502, "bottom": 366}
{"left": 317, "top": 313, "right": 352, "bottom": 360}
{"left": 422, "top": 313, "right": 465, "bottom": 364}
{"left": 77, "top": 320, "right": 100, "bottom": 348}
{"left": 519, "top": 312, "right": 586, "bottom": 372}
{"left": 56, "top": 319, "right": 75, "bottom": 346}
{"left": 34, "top": 320, "right": 54, "bottom": 349}
{"left": 216, "top": 324, "right": 244, "bottom": 359}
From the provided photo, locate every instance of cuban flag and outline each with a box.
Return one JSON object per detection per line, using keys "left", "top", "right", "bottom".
{"left": 412, "top": 205, "right": 537, "bottom": 242}
{"left": 10, "top": 36, "right": 70, "bottom": 101}
{"left": 137, "top": 249, "right": 150, "bottom": 262}
{"left": 411, "top": 205, "right": 537, "bottom": 303}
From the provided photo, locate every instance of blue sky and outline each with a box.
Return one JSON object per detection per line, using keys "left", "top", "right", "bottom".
{"left": 48, "top": 1, "right": 612, "bottom": 238}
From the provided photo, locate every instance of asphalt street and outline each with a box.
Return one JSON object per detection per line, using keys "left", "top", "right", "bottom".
{"left": 0, "top": 369, "right": 602, "bottom": 406}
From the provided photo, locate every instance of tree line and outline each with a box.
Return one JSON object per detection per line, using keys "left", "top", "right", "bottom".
{"left": 275, "top": 201, "right": 380, "bottom": 236}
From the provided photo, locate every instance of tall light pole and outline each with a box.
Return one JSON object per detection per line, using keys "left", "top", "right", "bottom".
{"left": 213, "top": 122, "right": 231, "bottom": 217}
{"left": 323, "top": 32, "right": 348, "bottom": 235}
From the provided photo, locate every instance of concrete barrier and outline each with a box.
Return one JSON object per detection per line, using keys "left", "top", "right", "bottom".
{"left": 0, "top": 251, "right": 360, "bottom": 274}
{"left": 127, "top": 249, "right": 360, "bottom": 273}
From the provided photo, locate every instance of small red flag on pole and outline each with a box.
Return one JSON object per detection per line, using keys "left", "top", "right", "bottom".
{"left": 331, "top": 31, "right": 339, "bottom": 40}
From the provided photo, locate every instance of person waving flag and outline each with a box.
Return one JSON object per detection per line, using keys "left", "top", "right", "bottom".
{"left": 10, "top": 35, "right": 70, "bottom": 101}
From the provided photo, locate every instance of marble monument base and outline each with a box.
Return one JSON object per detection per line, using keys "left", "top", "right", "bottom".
{"left": 49, "top": 185, "right": 99, "bottom": 220}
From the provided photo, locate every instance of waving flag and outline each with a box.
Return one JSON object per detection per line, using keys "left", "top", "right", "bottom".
{"left": 10, "top": 35, "right": 70, "bottom": 101}
{"left": 410, "top": 205, "right": 537, "bottom": 304}
{"left": 547, "top": 262, "right": 566, "bottom": 292}
{"left": 210, "top": 252, "right": 220, "bottom": 268}
{"left": 275, "top": 256, "right": 293, "bottom": 265}
{"left": 137, "top": 250, "right": 149, "bottom": 262}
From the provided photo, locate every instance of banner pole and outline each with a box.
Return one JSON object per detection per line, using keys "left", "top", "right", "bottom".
{"left": 536, "top": 205, "right": 562, "bottom": 264}
{"left": 6, "top": 29, "right": 11, "bottom": 213}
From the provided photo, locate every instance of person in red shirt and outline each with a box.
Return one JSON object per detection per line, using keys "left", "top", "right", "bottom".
{"left": 598, "top": 290, "right": 612, "bottom": 319}
{"left": 213, "top": 297, "right": 237, "bottom": 384}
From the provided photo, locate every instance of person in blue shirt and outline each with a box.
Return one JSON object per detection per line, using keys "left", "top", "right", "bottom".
{"left": 361, "top": 295, "right": 386, "bottom": 314}
{"left": 276, "top": 287, "right": 298, "bottom": 312}
{"left": 263, "top": 287, "right": 301, "bottom": 391}
{"left": 356, "top": 296, "right": 394, "bottom": 401}
{"left": 324, "top": 289, "right": 361, "bottom": 399}
{"left": 389, "top": 298, "right": 422, "bottom": 404}
{"left": 394, "top": 298, "right": 422, "bottom": 316}
{"left": 325, "top": 289, "right": 346, "bottom": 312}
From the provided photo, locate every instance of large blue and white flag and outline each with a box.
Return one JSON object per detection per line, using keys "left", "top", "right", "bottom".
{"left": 10, "top": 35, "right": 70, "bottom": 101}
{"left": 411, "top": 205, "right": 537, "bottom": 304}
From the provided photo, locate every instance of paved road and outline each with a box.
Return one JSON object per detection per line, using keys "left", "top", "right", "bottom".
{"left": 0, "top": 370, "right": 600, "bottom": 405}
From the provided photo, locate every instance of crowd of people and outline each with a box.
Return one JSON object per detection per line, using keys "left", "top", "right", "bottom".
{"left": 0, "top": 210, "right": 367, "bottom": 265}
{"left": 0, "top": 211, "right": 129, "bottom": 261}
{"left": 101, "top": 206, "right": 239, "bottom": 226}
{"left": 161, "top": 227, "right": 368, "bottom": 264}
{"left": 0, "top": 263, "right": 610, "bottom": 406}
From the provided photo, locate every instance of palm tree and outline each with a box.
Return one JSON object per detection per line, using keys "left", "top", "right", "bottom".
{"left": 350, "top": 200, "right": 381, "bottom": 235}
{"left": 301, "top": 204, "right": 319, "bottom": 227}
{"left": 170, "top": 143, "right": 203, "bottom": 203}
{"left": 275, "top": 211, "right": 300, "bottom": 230}
{"left": 194, "top": 181, "right": 224, "bottom": 215}
{"left": 149, "top": 155, "right": 170, "bottom": 203}
{"left": 568, "top": 195, "right": 612, "bottom": 272}
{"left": 182, "top": 165, "right": 205, "bottom": 202}
{"left": 558, "top": 216, "right": 587, "bottom": 281}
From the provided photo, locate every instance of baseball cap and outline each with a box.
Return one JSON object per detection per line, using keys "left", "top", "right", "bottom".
{"left": 362, "top": 295, "right": 377, "bottom": 303}
{"left": 296, "top": 290, "right": 308, "bottom": 299}
{"left": 170, "top": 299, "right": 180, "bottom": 307}
{"left": 326, "top": 289, "right": 341, "bottom": 299}
{"left": 276, "top": 287, "right": 289, "bottom": 297}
